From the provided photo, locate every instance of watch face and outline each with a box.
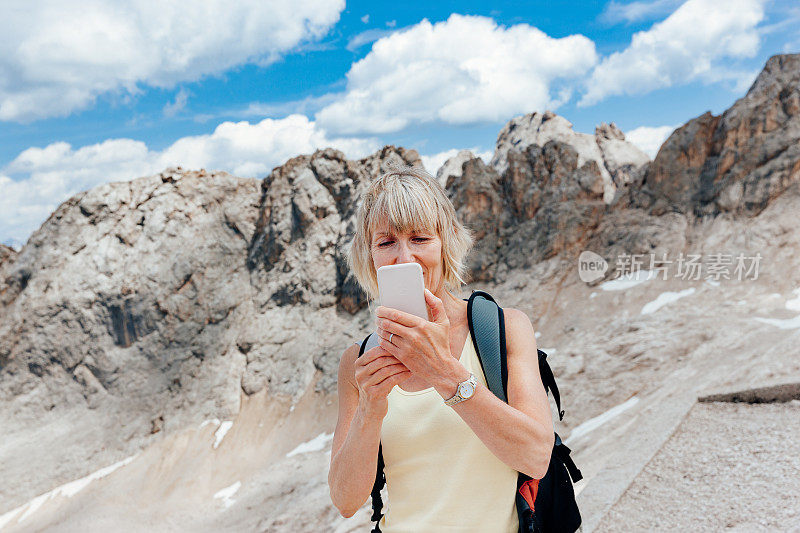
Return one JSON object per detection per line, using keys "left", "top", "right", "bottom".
{"left": 459, "top": 381, "right": 475, "bottom": 398}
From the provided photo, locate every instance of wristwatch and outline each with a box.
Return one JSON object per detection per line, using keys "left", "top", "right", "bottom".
{"left": 444, "top": 373, "right": 478, "bottom": 406}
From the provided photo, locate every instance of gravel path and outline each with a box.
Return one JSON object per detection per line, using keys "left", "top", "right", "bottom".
{"left": 596, "top": 400, "right": 800, "bottom": 532}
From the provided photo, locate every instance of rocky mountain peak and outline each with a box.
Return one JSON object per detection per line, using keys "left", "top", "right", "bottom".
{"left": 490, "top": 111, "right": 649, "bottom": 203}
{"left": 635, "top": 52, "right": 800, "bottom": 217}
{"left": 490, "top": 110, "right": 574, "bottom": 174}
{"left": 595, "top": 122, "right": 625, "bottom": 141}
{"left": 745, "top": 53, "right": 800, "bottom": 103}
{"left": 436, "top": 149, "right": 477, "bottom": 186}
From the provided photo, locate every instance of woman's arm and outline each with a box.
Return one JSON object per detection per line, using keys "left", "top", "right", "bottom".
{"left": 376, "top": 300, "right": 554, "bottom": 479}
{"left": 442, "top": 308, "right": 554, "bottom": 479}
{"left": 328, "top": 342, "right": 410, "bottom": 517}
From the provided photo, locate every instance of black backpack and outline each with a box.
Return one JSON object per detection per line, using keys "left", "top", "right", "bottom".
{"left": 357, "top": 289, "right": 582, "bottom": 533}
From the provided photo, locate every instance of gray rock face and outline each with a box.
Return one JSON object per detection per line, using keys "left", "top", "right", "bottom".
{"left": 0, "top": 167, "right": 262, "bottom": 507}
{"left": 595, "top": 122, "right": 650, "bottom": 190}
{"left": 0, "top": 147, "right": 422, "bottom": 510}
{"left": 246, "top": 146, "right": 421, "bottom": 317}
{"left": 635, "top": 53, "right": 800, "bottom": 217}
{"left": 445, "top": 157, "right": 509, "bottom": 282}
{"left": 0, "top": 168, "right": 260, "bottom": 415}
{"left": 496, "top": 140, "right": 609, "bottom": 274}
{"left": 0, "top": 144, "right": 422, "bottom": 418}
{"left": 446, "top": 125, "right": 622, "bottom": 281}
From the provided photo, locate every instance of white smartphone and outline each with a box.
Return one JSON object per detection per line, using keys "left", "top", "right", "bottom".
{"left": 377, "top": 263, "right": 428, "bottom": 321}
{"left": 362, "top": 263, "right": 428, "bottom": 355}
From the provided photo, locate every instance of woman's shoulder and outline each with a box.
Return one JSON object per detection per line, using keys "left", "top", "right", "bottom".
{"left": 501, "top": 308, "right": 537, "bottom": 356}
{"left": 502, "top": 307, "right": 532, "bottom": 326}
{"left": 338, "top": 341, "right": 361, "bottom": 389}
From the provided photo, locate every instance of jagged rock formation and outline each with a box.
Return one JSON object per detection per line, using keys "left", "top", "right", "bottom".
{"left": 594, "top": 122, "right": 650, "bottom": 192}
{"left": 0, "top": 168, "right": 263, "bottom": 507}
{"left": 447, "top": 143, "right": 610, "bottom": 282}
{"left": 489, "top": 111, "right": 649, "bottom": 202}
{"left": 436, "top": 149, "right": 476, "bottom": 186}
{"left": 445, "top": 157, "right": 510, "bottom": 282}
{"left": 247, "top": 146, "right": 421, "bottom": 316}
{"left": 440, "top": 114, "right": 649, "bottom": 281}
{"left": 0, "top": 168, "right": 260, "bottom": 414}
{"left": 629, "top": 54, "right": 800, "bottom": 217}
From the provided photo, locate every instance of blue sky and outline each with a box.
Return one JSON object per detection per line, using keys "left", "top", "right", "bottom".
{"left": 1, "top": 0, "right": 799, "bottom": 248}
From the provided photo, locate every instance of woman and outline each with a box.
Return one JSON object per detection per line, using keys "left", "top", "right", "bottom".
{"left": 328, "top": 165, "right": 554, "bottom": 532}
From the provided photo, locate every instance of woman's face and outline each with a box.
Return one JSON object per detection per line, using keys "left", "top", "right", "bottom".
{"left": 371, "top": 222, "right": 443, "bottom": 293}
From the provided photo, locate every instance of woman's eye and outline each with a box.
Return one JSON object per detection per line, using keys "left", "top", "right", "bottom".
{"left": 377, "top": 237, "right": 427, "bottom": 247}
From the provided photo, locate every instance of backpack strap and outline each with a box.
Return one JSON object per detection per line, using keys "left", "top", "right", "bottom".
{"left": 538, "top": 349, "right": 564, "bottom": 421}
{"left": 466, "top": 290, "right": 566, "bottom": 422}
{"left": 467, "top": 291, "right": 536, "bottom": 531}
{"left": 554, "top": 433, "right": 583, "bottom": 482}
{"left": 466, "top": 290, "right": 508, "bottom": 403}
{"left": 358, "top": 334, "right": 386, "bottom": 533}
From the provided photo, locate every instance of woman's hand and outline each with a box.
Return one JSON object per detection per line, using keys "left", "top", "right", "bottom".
{"left": 374, "top": 288, "right": 462, "bottom": 393}
{"left": 354, "top": 345, "right": 411, "bottom": 420}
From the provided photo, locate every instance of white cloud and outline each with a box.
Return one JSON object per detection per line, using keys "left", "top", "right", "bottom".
{"left": 624, "top": 124, "right": 677, "bottom": 158}
{"left": 346, "top": 28, "right": 397, "bottom": 52}
{"left": 601, "top": 0, "right": 684, "bottom": 24}
{"left": 163, "top": 88, "right": 189, "bottom": 117}
{"left": 0, "top": 115, "right": 378, "bottom": 245}
{"left": 361, "top": 14, "right": 370, "bottom": 24}
{"left": 580, "top": 0, "right": 766, "bottom": 106}
{"left": 0, "top": 0, "right": 345, "bottom": 122}
{"left": 316, "top": 14, "right": 597, "bottom": 135}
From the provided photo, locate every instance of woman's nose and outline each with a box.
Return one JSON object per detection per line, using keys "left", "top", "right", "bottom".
{"left": 397, "top": 241, "right": 413, "bottom": 263}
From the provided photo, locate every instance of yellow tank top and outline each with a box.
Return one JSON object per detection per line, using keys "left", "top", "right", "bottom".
{"left": 378, "top": 329, "right": 520, "bottom": 532}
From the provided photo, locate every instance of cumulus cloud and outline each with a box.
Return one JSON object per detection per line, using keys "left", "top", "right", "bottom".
{"left": 0, "top": 115, "right": 377, "bottom": 244}
{"left": 624, "top": 125, "right": 678, "bottom": 159}
{"left": 316, "top": 14, "right": 597, "bottom": 135}
{"left": 0, "top": 0, "right": 345, "bottom": 122}
{"left": 580, "top": 0, "right": 766, "bottom": 106}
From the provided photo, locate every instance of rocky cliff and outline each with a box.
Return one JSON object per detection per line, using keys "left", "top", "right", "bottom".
{"left": 442, "top": 112, "right": 649, "bottom": 281}
{"left": 0, "top": 148, "right": 421, "bottom": 513}
{"left": 626, "top": 54, "right": 800, "bottom": 217}
{"left": 1, "top": 53, "right": 799, "bottom": 533}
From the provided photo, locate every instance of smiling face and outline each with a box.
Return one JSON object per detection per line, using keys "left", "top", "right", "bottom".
{"left": 370, "top": 221, "right": 444, "bottom": 295}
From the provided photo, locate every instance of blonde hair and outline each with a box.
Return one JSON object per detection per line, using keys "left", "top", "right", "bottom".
{"left": 347, "top": 164, "right": 475, "bottom": 303}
